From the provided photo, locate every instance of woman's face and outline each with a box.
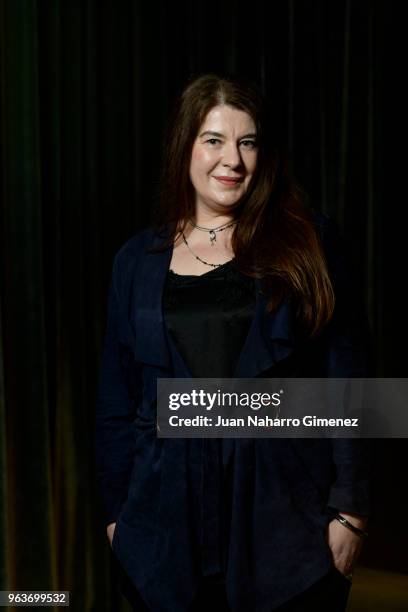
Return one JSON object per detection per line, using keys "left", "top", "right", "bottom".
{"left": 189, "top": 104, "right": 258, "bottom": 216}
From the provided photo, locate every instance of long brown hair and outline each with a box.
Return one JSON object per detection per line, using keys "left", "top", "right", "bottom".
{"left": 151, "top": 72, "right": 335, "bottom": 340}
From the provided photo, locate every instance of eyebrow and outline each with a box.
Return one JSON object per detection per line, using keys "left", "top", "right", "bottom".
{"left": 199, "top": 130, "right": 257, "bottom": 139}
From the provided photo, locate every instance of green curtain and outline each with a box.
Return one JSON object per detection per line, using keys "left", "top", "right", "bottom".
{"left": 0, "top": 0, "right": 56, "bottom": 599}
{"left": 0, "top": 1, "right": 405, "bottom": 610}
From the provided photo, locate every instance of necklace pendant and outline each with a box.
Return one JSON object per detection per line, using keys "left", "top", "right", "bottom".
{"left": 209, "top": 230, "right": 216, "bottom": 245}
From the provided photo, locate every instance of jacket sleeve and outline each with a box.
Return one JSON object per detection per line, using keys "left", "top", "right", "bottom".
{"left": 93, "top": 251, "right": 138, "bottom": 527}
{"left": 317, "top": 213, "right": 374, "bottom": 518}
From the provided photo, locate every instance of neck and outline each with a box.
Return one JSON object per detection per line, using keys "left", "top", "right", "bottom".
{"left": 191, "top": 211, "right": 234, "bottom": 229}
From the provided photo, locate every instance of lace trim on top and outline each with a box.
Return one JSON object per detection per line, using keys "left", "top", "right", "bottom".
{"left": 163, "top": 260, "right": 255, "bottom": 310}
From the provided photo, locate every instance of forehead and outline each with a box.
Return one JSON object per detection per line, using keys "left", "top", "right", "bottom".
{"left": 199, "top": 105, "right": 256, "bottom": 133}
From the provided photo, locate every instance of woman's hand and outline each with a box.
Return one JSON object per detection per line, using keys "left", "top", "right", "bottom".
{"left": 324, "top": 517, "right": 364, "bottom": 577}
{"left": 107, "top": 522, "right": 116, "bottom": 547}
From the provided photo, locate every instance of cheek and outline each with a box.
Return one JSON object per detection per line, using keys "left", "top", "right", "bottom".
{"left": 190, "top": 149, "right": 214, "bottom": 176}
{"left": 248, "top": 152, "right": 258, "bottom": 173}
{"left": 191, "top": 147, "right": 200, "bottom": 162}
{"left": 191, "top": 147, "right": 207, "bottom": 163}
{"left": 190, "top": 150, "right": 203, "bottom": 175}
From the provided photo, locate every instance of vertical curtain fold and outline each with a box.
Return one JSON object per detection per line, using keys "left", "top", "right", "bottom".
{"left": 1, "top": 0, "right": 55, "bottom": 595}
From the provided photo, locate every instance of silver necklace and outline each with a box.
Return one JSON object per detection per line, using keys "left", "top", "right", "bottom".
{"left": 181, "top": 232, "right": 232, "bottom": 268}
{"left": 188, "top": 218, "right": 236, "bottom": 246}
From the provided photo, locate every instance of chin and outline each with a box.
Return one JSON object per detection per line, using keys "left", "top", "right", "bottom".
{"left": 214, "top": 193, "right": 242, "bottom": 203}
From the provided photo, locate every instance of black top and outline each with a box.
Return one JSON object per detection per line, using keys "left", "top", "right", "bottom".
{"left": 162, "top": 259, "right": 257, "bottom": 582}
{"left": 162, "top": 259, "right": 256, "bottom": 378}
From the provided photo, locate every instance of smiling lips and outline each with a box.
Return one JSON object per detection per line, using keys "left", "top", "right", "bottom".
{"left": 214, "top": 176, "right": 242, "bottom": 186}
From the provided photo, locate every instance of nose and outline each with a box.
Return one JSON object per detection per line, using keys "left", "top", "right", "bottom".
{"left": 222, "top": 142, "right": 242, "bottom": 168}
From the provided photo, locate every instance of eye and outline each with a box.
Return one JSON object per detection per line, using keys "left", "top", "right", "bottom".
{"left": 206, "top": 138, "right": 221, "bottom": 145}
{"left": 241, "top": 140, "right": 257, "bottom": 149}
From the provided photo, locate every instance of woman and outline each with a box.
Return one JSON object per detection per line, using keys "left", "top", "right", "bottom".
{"left": 94, "top": 73, "right": 372, "bottom": 611}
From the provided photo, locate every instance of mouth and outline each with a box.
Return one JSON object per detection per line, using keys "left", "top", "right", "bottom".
{"left": 214, "top": 176, "right": 243, "bottom": 187}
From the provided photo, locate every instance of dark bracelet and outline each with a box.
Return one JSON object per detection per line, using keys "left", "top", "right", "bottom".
{"left": 334, "top": 513, "right": 368, "bottom": 539}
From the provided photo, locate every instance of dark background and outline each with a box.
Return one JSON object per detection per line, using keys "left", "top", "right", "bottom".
{"left": 0, "top": 0, "right": 406, "bottom": 610}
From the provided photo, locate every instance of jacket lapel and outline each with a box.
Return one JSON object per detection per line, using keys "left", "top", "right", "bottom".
{"left": 233, "top": 285, "right": 295, "bottom": 377}
{"left": 130, "top": 226, "right": 296, "bottom": 378}
{"left": 129, "top": 228, "right": 175, "bottom": 372}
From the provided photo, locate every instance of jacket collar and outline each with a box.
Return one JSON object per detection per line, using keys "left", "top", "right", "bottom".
{"left": 130, "top": 225, "right": 295, "bottom": 377}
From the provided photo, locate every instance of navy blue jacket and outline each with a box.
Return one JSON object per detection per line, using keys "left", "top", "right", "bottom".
{"left": 94, "top": 213, "right": 373, "bottom": 611}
